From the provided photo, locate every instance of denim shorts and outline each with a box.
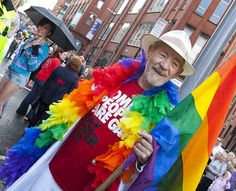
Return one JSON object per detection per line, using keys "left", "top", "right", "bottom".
{"left": 4, "top": 69, "right": 28, "bottom": 88}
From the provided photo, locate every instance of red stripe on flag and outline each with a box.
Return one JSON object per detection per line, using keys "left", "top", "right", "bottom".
{"left": 207, "top": 54, "right": 236, "bottom": 155}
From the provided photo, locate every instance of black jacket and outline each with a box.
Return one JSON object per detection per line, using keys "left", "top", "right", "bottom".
{"left": 39, "top": 66, "right": 79, "bottom": 105}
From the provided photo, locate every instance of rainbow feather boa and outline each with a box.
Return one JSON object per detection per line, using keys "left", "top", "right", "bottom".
{"left": 0, "top": 50, "right": 179, "bottom": 188}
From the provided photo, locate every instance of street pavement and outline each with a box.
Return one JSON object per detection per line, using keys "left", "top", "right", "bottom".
{"left": 0, "top": 58, "right": 30, "bottom": 190}
{"left": 0, "top": 58, "right": 29, "bottom": 156}
{"left": 0, "top": 87, "right": 28, "bottom": 190}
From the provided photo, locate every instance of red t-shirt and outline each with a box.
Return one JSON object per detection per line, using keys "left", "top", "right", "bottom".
{"left": 49, "top": 81, "right": 144, "bottom": 191}
{"left": 36, "top": 57, "right": 61, "bottom": 81}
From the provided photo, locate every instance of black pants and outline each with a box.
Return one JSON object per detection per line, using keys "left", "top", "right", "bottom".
{"left": 5, "top": 40, "right": 18, "bottom": 59}
{"left": 196, "top": 176, "right": 213, "bottom": 191}
{"left": 28, "top": 101, "right": 49, "bottom": 127}
{"left": 16, "top": 79, "right": 44, "bottom": 116}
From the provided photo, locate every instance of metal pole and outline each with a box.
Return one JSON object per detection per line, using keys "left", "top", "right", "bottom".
{"left": 180, "top": 1, "right": 236, "bottom": 99}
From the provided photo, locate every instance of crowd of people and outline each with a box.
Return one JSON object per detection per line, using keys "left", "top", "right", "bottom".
{"left": 0, "top": 16, "right": 88, "bottom": 126}
{"left": 197, "top": 139, "right": 236, "bottom": 191}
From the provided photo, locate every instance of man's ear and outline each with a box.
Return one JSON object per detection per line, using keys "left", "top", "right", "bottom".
{"left": 179, "top": 67, "right": 184, "bottom": 74}
{"left": 175, "top": 67, "right": 184, "bottom": 77}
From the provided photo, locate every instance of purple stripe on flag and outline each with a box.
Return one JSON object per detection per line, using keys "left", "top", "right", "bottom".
{"left": 123, "top": 140, "right": 160, "bottom": 191}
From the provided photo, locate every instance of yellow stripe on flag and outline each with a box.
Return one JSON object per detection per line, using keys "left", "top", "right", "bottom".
{"left": 192, "top": 73, "right": 220, "bottom": 120}
{"left": 182, "top": 117, "right": 209, "bottom": 191}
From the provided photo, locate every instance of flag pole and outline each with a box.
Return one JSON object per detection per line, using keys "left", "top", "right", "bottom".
{"left": 95, "top": 161, "right": 125, "bottom": 191}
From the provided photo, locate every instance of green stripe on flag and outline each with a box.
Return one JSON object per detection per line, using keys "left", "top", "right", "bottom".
{"left": 167, "top": 95, "right": 202, "bottom": 152}
{"left": 158, "top": 156, "right": 183, "bottom": 191}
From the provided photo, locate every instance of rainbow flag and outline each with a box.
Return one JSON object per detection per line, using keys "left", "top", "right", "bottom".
{"left": 126, "top": 54, "right": 236, "bottom": 191}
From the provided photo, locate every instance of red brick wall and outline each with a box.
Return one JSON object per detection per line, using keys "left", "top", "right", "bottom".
{"left": 53, "top": 0, "right": 72, "bottom": 15}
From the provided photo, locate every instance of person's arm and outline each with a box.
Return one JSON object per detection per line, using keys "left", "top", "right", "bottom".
{"left": 118, "top": 131, "right": 153, "bottom": 191}
{"left": 7, "top": 12, "right": 19, "bottom": 38}
{"left": 43, "top": 67, "right": 58, "bottom": 85}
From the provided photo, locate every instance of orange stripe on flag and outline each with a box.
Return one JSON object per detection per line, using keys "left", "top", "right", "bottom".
{"left": 182, "top": 116, "right": 209, "bottom": 191}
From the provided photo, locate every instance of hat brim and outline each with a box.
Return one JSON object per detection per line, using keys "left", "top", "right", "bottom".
{"left": 141, "top": 34, "right": 195, "bottom": 76}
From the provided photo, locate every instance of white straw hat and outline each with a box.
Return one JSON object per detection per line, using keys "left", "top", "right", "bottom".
{"left": 141, "top": 30, "right": 195, "bottom": 76}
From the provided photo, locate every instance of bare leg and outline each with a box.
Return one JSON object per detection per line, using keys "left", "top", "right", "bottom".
{"left": 0, "top": 77, "right": 20, "bottom": 116}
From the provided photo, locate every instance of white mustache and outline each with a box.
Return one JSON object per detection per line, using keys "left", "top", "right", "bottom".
{"left": 153, "top": 67, "right": 168, "bottom": 77}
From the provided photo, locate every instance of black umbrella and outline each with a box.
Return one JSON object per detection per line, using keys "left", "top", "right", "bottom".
{"left": 24, "top": 6, "right": 80, "bottom": 51}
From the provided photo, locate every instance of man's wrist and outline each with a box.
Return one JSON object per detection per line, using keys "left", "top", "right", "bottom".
{"left": 136, "top": 161, "right": 146, "bottom": 172}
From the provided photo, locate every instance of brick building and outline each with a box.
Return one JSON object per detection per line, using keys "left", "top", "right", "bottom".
{"left": 220, "top": 99, "right": 236, "bottom": 153}
{"left": 58, "top": 0, "right": 234, "bottom": 67}
{"left": 53, "top": 0, "right": 72, "bottom": 18}
{"left": 55, "top": 0, "right": 236, "bottom": 151}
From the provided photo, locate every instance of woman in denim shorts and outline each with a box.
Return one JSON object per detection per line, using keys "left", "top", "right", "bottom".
{"left": 0, "top": 18, "right": 56, "bottom": 118}
{"left": 4, "top": 69, "right": 28, "bottom": 88}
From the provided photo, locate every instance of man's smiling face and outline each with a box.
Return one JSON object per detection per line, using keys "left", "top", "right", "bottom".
{"left": 143, "top": 41, "right": 184, "bottom": 88}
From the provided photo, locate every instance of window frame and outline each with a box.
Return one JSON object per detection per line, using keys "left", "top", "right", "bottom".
{"left": 85, "top": 13, "right": 96, "bottom": 27}
{"left": 96, "top": 0, "right": 105, "bottom": 10}
{"left": 115, "top": 0, "right": 129, "bottom": 15}
{"left": 195, "top": 0, "right": 212, "bottom": 16}
{"left": 98, "top": 22, "right": 115, "bottom": 40}
{"left": 128, "top": 0, "right": 147, "bottom": 14}
{"left": 209, "top": 0, "right": 230, "bottom": 24}
{"left": 111, "top": 22, "right": 131, "bottom": 43}
{"left": 147, "top": 0, "right": 169, "bottom": 13}
{"left": 128, "top": 22, "right": 153, "bottom": 47}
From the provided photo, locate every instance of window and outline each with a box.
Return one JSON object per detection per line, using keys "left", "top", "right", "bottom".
{"left": 86, "top": 47, "right": 98, "bottom": 64}
{"left": 180, "top": 0, "right": 189, "bottom": 10}
{"left": 115, "top": 0, "right": 129, "bottom": 15}
{"left": 96, "top": 0, "right": 105, "bottom": 9}
{"left": 58, "top": 10, "right": 65, "bottom": 19}
{"left": 195, "top": 0, "right": 211, "bottom": 16}
{"left": 148, "top": 0, "right": 169, "bottom": 12}
{"left": 85, "top": 13, "right": 96, "bottom": 26}
{"left": 184, "top": 25, "right": 195, "bottom": 37}
{"left": 150, "top": 18, "right": 168, "bottom": 36}
{"left": 189, "top": 34, "right": 209, "bottom": 64}
{"left": 95, "top": 50, "right": 113, "bottom": 67}
{"left": 128, "top": 23, "right": 152, "bottom": 47}
{"left": 69, "top": 9, "right": 84, "bottom": 29}
{"left": 112, "top": 23, "right": 131, "bottom": 43}
{"left": 129, "top": 0, "right": 146, "bottom": 14}
{"left": 61, "top": 2, "right": 70, "bottom": 11}
{"left": 99, "top": 23, "right": 114, "bottom": 40}
{"left": 209, "top": 0, "right": 230, "bottom": 24}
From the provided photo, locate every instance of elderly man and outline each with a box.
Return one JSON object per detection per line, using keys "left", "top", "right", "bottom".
{"left": 0, "top": 30, "right": 194, "bottom": 190}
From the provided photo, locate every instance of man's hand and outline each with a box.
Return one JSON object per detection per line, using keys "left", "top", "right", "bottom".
{"left": 134, "top": 131, "right": 153, "bottom": 165}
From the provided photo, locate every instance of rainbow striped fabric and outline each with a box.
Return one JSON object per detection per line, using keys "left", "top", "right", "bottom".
{"left": 126, "top": 53, "right": 236, "bottom": 191}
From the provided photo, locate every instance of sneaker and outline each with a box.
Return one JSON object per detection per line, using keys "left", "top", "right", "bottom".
{"left": 24, "top": 116, "right": 29, "bottom": 121}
